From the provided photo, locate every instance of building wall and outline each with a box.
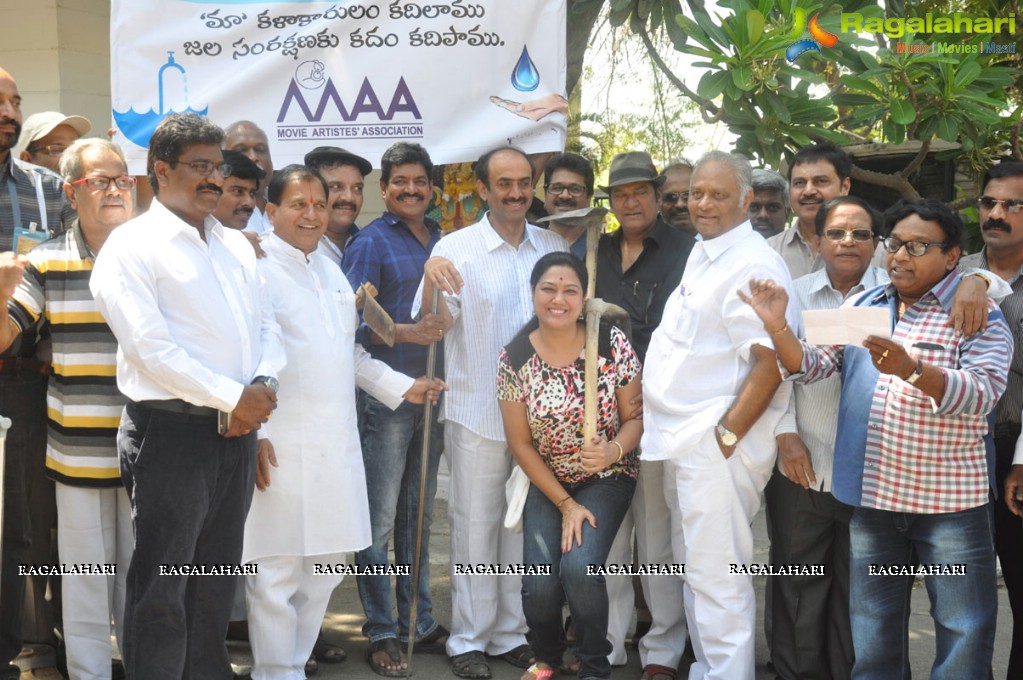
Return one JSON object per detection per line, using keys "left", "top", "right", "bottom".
{"left": 1, "top": 0, "right": 111, "bottom": 143}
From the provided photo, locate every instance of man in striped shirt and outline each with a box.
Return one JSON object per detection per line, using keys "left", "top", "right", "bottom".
{"left": 415, "top": 146, "right": 566, "bottom": 680}
{"left": 0, "top": 138, "right": 133, "bottom": 679}
{"left": 747, "top": 199, "right": 1012, "bottom": 679}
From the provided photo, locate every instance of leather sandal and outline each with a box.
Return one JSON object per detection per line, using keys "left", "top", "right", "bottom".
{"left": 450, "top": 650, "right": 491, "bottom": 679}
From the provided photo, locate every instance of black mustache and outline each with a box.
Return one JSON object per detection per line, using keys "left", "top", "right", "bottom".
{"left": 200, "top": 184, "right": 223, "bottom": 195}
{"left": 397, "top": 193, "right": 423, "bottom": 201}
{"left": 332, "top": 201, "right": 357, "bottom": 210}
{"left": 235, "top": 207, "right": 254, "bottom": 216}
{"left": 983, "top": 219, "right": 1011, "bottom": 232}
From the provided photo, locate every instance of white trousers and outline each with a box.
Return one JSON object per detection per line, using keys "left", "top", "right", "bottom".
{"left": 664, "top": 432, "right": 770, "bottom": 680}
{"left": 55, "top": 482, "right": 132, "bottom": 680}
{"left": 246, "top": 554, "right": 345, "bottom": 680}
{"left": 444, "top": 422, "right": 527, "bottom": 657}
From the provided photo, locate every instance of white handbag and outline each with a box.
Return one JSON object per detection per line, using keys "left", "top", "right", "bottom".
{"left": 503, "top": 465, "right": 529, "bottom": 533}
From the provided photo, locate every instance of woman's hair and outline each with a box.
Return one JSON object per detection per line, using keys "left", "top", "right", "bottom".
{"left": 510, "top": 252, "right": 589, "bottom": 344}
{"left": 529, "top": 251, "right": 588, "bottom": 290}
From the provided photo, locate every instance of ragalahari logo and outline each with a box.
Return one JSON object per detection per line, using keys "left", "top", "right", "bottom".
{"left": 787, "top": 9, "right": 840, "bottom": 62}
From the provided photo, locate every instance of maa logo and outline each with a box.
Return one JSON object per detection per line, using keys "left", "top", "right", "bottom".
{"left": 276, "top": 72, "right": 422, "bottom": 123}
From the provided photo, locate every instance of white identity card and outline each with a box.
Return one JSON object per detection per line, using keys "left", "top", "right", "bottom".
{"left": 802, "top": 307, "right": 890, "bottom": 345}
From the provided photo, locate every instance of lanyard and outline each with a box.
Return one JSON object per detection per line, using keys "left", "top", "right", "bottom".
{"left": 32, "top": 171, "right": 48, "bottom": 235}
{"left": 6, "top": 169, "right": 50, "bottom": 234}
{"left": 7, "top": 177, "right": 20, "bottom": 231}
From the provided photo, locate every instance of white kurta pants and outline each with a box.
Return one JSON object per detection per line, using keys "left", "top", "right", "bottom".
{"left": 664, "top": 431, "right": 770, "bottom": 680}
{"left": 445, "top": 422, "right": 527, "bottom": 657}
{"left": 606, "top": 459, "right": 689, "bottom": 668}
{"left": 55, "top": 483, "right": 132, "bottom": 680}
{"left": 246, "top": 554, "right": 345, "bottom": 680}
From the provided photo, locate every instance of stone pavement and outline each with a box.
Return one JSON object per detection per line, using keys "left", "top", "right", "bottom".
{"left": 228, "top": 470, "right": 1014, "bottom": 680}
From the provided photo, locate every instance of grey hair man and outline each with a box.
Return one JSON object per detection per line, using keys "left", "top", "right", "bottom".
{"left": 750, "top": 168, "right": 789, "bottom": 238}
{"left": 0, "top": 138, "right": 135, "bottom": 679}
{"left": 643, "top": 150, "right": 794, "bottom": 680}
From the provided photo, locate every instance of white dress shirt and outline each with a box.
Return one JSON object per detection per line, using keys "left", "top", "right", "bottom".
{"left": 90, "top": 199, "right": 284, "bottom": 413}
{"left": 243, "top": 234, "right": 412, "bottom": 562}
{"left": 244, "top": 206, "right": 273, "bottom": 235}
{"left": 642, "top": 221, "right": 795, "bottom": 470}
{"left": 412, "top": 213, "right": 566, "bottom": 441}
{"left": 774, "top": 266, "right": 889, "bottom": 491}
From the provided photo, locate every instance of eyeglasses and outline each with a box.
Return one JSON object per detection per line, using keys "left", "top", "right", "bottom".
{"left": 28, "top": 143, "right": 68, "bottom": 157}
{"left": 824, "top": 228, "right": 874, "bottom": 242}
{"left": 545, "top": 182, "right": 587, "bottom": 197}
{"left": 977, "top": 196, "right": 1023, "bottom": 213}
{"left": 170, "top": 159, "right": 232, "bottom": 177}
{"left": 661, "top": 192, "right": 689, "bottom": 204}
{"left": 70, "top": 175, "right": 137, "bottom": 191}
{"left": 881, "top": 237, "right": 946, "bottom": 257}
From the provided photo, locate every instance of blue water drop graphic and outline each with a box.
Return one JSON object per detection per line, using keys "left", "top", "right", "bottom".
{"left": 511, "top": 46, "right": 540, "bottom": 92}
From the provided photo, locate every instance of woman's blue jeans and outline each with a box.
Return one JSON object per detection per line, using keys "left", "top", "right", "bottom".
{"left": 521, "top": 473, "right": 636, "bottom": 680}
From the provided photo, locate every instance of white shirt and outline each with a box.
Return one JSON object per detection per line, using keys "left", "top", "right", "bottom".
{"left": 641, "top": 221, "right": 794, "bottom": 470}
{"left": 412, "top": 213, "right": 566, "bottom": 441}
{"left": 243, "top": 234, "right": 412, "bottom": 562}
{"left": 244, "top": 206, "right": 273, "bottom": 235}
{"left": 90, "top": 199, "right": 284, "bottom": 412}
{"left": 774, "top": 266, "right": 889, "bottom": 492}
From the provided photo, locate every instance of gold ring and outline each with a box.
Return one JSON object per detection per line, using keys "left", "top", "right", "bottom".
{"left": 882, "top": 349, "right": 890, "bottom": 358}
{"left": 877, "top": 355, "right": 885, "bottom": 365}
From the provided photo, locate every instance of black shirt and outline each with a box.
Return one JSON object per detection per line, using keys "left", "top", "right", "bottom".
{"left": 595, "top": 217, "right": 695, "bottom": 362}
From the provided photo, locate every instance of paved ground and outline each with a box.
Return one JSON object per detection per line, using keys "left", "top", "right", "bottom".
{"left": 227, "top": 462, "right": 1014, "bottom": 680}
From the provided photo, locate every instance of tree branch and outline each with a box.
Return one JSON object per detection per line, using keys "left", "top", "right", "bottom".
{"left": 635, "top": 23, "right": 723, "bottom": 124}
{"left": 851, "top": 164, "right": 921, "bottom": 200}
{"left": 898, "top": 139, "right": 930, "bottom": 180}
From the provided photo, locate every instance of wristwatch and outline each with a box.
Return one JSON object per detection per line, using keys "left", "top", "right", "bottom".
{"left": 716, "top": 423, "right": 739, "bottom": 447}
{"left": 252, "top": 375, "right": 279, "bottom": 393}
{"left": 904, "top": 360, "right": 924, "bottom": 385}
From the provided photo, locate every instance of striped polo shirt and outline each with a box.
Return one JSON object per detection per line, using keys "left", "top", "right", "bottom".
{"left": 9, "top": 220, "right": 124, "bottom": 487}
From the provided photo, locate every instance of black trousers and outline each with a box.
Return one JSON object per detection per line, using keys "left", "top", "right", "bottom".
{"left": 766, "top": 470, "right": 855, "bottom": 680}
{"left": 994, "top": 424, "right": 1023, "bottom": 680}
{"left": 0, "top": 370, "right": 48, "bottom": 667}
{"left": 119, "top": 402, "right": 256, "bottom": 680}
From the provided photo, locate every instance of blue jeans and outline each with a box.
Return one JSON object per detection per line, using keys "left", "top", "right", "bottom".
{"left": 849, "top": 504, "right": 996, "bottom": 680}
{"left": 119, "top": 402, "right": 256, "bottom": 680}
{"left": 521, "top": 474, "right": 635, "bottom": 680}
{"left": 355, "top": 392, "right": 444, "bottom": 643}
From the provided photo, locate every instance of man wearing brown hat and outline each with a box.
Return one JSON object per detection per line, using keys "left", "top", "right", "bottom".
{"left": 17, "top": 111, "right": 91, "bottom": 174}
{"left": 596, "top": 151, "right": 694, "bottom": 680}
{"left": 305, "top": 145, "right": 373, "bottom": 267}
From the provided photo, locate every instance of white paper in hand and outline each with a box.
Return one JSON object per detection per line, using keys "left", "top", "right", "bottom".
{"left": 803, "top": 307, "right": 891, "bottom": 345}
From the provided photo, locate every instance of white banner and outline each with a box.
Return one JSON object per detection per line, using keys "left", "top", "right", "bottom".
{"left": 110, "top": 0, "right": 567, "bottom": 174}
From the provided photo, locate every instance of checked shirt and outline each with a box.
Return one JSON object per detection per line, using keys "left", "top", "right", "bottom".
{"left": 789, "top": 271, "right": 1012, "bottom": 514}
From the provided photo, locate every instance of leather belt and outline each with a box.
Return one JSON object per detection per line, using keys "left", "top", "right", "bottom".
{"left": 133, "top": 399, "right": 219, "bottom": 419}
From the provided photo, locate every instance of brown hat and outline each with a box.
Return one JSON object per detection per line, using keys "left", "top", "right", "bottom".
{"left": 599, "top": 151, "right": 665, "bottom": 192}
{"left": 303, "top": 146, "right": 372, "bottom": 176}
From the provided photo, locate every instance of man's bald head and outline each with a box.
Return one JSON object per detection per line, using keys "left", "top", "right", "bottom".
{"left": 224, "top": 120, "right": 273, "bottom": 179}
{"left": 0, "top": 68, "right": 23, "bottom": 161}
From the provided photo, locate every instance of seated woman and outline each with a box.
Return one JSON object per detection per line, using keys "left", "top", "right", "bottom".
{"left": 497, "top": 252, "right": 643, "bottom": 680}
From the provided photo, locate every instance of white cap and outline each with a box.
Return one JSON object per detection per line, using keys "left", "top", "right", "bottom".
{"left": 17, "top": 111, "right": 92, "bottom": 155}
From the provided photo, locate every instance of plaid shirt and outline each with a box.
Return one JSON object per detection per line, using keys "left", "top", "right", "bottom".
{"left": 792, "top": 272, "right": 1012, "bottom": 514}
{"left": 0, "top": 156, "right": 73, "bottom": 250}
{"left": 342, "top": 211, "right": 442, "bottom": 377}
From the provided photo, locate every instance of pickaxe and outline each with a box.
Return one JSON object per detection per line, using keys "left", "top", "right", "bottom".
{"left": 355, "top": 282, "right": 396, "bottom": 347}
{"left": 537, "top": 207, "right": 630, "bottom": 441}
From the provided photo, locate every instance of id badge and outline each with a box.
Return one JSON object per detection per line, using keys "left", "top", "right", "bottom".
{"left": 14, "top": 226, "right": 47, "bottom": 254}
